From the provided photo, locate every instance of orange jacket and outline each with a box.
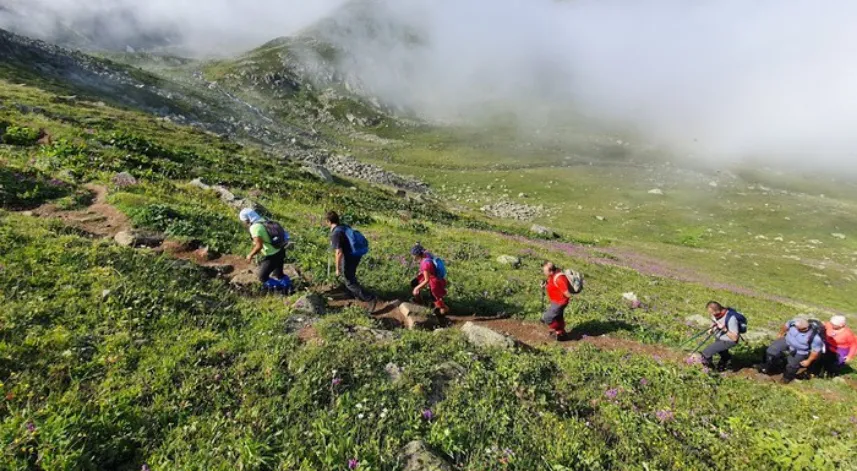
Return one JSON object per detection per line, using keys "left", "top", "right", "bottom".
{"left": 824, "top": 322, "right": 857, "bottom": 363}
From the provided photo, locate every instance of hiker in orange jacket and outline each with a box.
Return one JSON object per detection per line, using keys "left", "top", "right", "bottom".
{"left": 542, "top": 261, "right": 572, "bottom": 341}
{"left": 823, "top": 315, "right": 857, "bottom": 374}
{"left": 409, "top": 243, "right": 449, "bottom": 316}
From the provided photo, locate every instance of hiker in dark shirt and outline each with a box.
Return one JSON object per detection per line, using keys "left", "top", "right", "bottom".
{"left": 327, "top": 211, "right": 376, "bottom": 312}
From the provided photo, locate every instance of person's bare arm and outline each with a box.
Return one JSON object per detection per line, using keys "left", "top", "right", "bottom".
{"left": 801, "top": 351, "right": 820, "bottom": 368}
{"left": 413, "top": 269, "right": 430, "bottom": 295}
{"left": 777, "top": 324, "right": 788, "bottom": 338}
{"left": 725, "top": 330, "right": 740, "bottom": 342}
{"left": 247, "top": 237, "right": 264, "bottom": 260}
{"left": 335, "top": 248, "right": 343, "bottom": 276}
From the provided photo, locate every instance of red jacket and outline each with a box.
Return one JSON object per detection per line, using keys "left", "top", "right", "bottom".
{"left": 546, "top": 273, "right": 571, "bottom": 306}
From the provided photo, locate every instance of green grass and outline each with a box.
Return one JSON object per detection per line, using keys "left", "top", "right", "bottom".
{"left": 2, "top": 49, "right": 857, "bottom": 470}
{"left": 2, "top": 215, "right": 855, "bottom": 470}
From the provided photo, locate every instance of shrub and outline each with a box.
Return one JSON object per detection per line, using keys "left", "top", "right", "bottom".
{"left": 2, "top": 125, "right": 41, "bottom": 146}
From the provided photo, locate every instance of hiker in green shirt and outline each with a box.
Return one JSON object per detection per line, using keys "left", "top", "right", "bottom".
{"left": 240, "top": 208, "right": 288, "bottom": 287}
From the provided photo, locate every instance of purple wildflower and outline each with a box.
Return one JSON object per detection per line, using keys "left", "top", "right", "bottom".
{"left": 48, "top": 178, "right": 64, "bottom": 187}
{"left": 332, "top": 377, "right": 342, "bottom": 386}
{"left": 348, "top": 459, "right": 359, "bottom": 470}
{"left": 26, "top": 422, "right": 35, "bottom": 433}
{"left": 652, "top": 355, "right": 663, "bottom": 364}
{"left": 719, "top": 432, "right": 730, "bottom": 439}
{"left": 639, "top": 378, "right": 649, "bottom": 386}
{"left": 422, "top": 409, "right": 434, "bottom": 421}
{"left": 605, "top": 388, "right": 619, "bottom": 400}
{"left": 686, "top": 356, "right": 702, "bottom": 365}
{"left": 655, "top": 410, "right": 674, "bottom": 423}
{"left": 142, "top": 465, "right": 151, "bottom": 471}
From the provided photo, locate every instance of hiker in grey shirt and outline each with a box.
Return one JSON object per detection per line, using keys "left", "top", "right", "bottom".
{"left": 700, "top": 301, "right": 741, "bottom": 371}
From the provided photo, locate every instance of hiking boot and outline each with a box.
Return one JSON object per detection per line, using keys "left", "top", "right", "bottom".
{"left": 432, "top": 307, "right": 447, "bottom": 318}
{"left": 549, "top": 331, "right": 569, "bottom": 342}
{"left": 715, "top": 360, "right": 730, "bottom": 372}
{"left": 755, "top": 363, "right": 770, "bottom": 375}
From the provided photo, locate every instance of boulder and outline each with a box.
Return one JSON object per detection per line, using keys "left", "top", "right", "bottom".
{"left": 193, "top": 246, "right": 219, "bottom": 262}
{"left": 351, "top": 325, "right": 398, "bottom": 342}
{"left": 496, "top": 255, "right": 521, "bottom": 268}
{"left": 684, "top": 314, "right": 710, "bottom": 327}
{"left": 292, "top": 293, "right": 326, "bottom": 316}
{"left": 399, "top": 302, "right": 440, "bottom": 330}
{"left": 399, "top": 440, "right": 452, "bottom": 471}
{"left": 530, "top": 224, "right": 557, "bottom": 237}
{"left": 461, "top": 322, "right": 515, "bottom": 349}
{"left": 648, "top": 188, "right": 664, "bottom": 195}
{"left": 428, "top": 361, "right": 467, "bottom": 405}
{"left": 112, "top": 171, "right": 137, "bottom": 187}
{"left": 114, "top": 230, "right": 163, "bottom": 248}
{"left": 384, "top": 362, "right": 404, "bottom": 383}
{"left": 832, "top": 233, "right": 847, "bottom": 240}
{"left": 742, "top": 329, "right": 777, "bottom": 342}
{"left": 399, "top": 302, "right": 431, "bottom": 317}
{"left": 189, "top": 178, "right": 211, "bottom": 190}
{"left": 302, "top": 165, "right": 334, "bottom": 183}
{"left": 229, "top": 271, "right": 259, "bottom": 288}
{"left": 283, "top": 264, "right": 302, "bottom": 282}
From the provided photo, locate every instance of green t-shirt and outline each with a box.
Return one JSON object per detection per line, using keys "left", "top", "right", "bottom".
{"left": 249, "top": 221, "right": 282, "bottom": 257}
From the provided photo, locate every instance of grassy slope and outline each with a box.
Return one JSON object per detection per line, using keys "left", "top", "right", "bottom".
{"left": 347, "top": 124, "right": 857, "bottom": 313}
{"left": 1, "top": 74, "right": 857, "bottom": 468}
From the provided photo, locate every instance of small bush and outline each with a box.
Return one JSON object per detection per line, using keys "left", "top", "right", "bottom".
{"left": 2, "top": 126, "right": 41, "bottom": 146}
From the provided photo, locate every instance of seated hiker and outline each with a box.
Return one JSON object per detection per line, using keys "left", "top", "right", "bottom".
{"left": 700, "top": 301, "right": 741, "bottom": 371}
{"left": 822, "top": 315, "right": 857, "bottom": 374}
{"left": 759, "top": 317, "right": 825, "bottom": 383}
{"left": 542, "top": 261, "right": 572, "bottom": 341}
{"left": 409, "top": 243, "right": 449, "bottom": 316}
{"left": 239, "top": 208, "right": 291, "bottom": 292}
{"left": 327, "top": 210, "right": 377, "bottom": 313}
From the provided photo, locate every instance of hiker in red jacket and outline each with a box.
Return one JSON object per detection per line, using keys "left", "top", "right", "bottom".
{"left": 542, "top": 261, "right": 572, "bottom": 340}
{"left": 410, "top": 243, "right": 449, "bottom": 316}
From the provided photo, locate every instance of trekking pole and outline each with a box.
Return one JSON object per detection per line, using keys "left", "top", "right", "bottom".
{"left": 326, "top": 254, "right": 331, "bottom": 280}
{"left": 691, "top": 331, "right": 715, "bottom": 355}
{"left": 679, "top": 327, "right": 712, "bottom": 349}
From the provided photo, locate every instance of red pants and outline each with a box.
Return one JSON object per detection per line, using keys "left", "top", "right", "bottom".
{"left": 548, "top": 318, "right": 566, "bottom": 334}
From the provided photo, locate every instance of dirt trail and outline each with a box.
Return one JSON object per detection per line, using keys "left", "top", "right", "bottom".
{"left": 17, "top": 186, "right": 856, "bottom": 395}
{"left": 27, "top": 184, "right": 256, "bottom": 281}
{"left": 32, "top": 184, "right": 131, "bottom": 237}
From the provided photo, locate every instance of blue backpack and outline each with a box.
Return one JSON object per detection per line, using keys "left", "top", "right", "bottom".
{"left": 432, "top": 257, "right": 447, "bottom": 280}
{"left": 725, "top": 309, "right": 748, "bottom": 334}
{"left": 344, "top": 226, "right": 369, "bottom": 257}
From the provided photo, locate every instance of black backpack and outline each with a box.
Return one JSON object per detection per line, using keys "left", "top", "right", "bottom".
{"left": 260, "top": 221, "right": 290, "bottom": 249}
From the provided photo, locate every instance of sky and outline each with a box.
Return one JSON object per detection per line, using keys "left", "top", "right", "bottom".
{"left": 3, "top": 0, "right": 857, "bottom": 170}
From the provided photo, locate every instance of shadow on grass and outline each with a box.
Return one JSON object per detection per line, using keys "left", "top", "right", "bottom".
{"left": 566, "top": 319, "right": 636, "bottom": 341}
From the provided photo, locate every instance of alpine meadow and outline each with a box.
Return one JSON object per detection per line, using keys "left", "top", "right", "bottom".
{"left": 1, "top": 1, "right": 857, "bottom": 470}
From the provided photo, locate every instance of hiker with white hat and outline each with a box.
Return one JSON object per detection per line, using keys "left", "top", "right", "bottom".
{"left": 822, "top": 315, "right": 857, "bottom": 374}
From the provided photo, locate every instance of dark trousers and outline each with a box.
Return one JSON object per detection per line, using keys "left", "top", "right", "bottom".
{"left": 542, "top": 302, "right": 567, "bottom": 334}
{"left": 821, "top": 351, "right": 844, "bottom": 376}
{"left": 701, "top": 340, "right": 737, "bottom": 364}
{"left": 766, "top": 338, "right": 809, "bottom": 381}
{"left": 343, "top": 255, "right": 372, "bottom": 301}
{"left": 257, "top": 249, "right": 285, "bottom": 283}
